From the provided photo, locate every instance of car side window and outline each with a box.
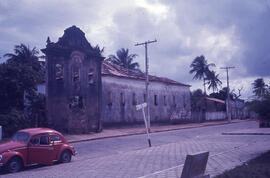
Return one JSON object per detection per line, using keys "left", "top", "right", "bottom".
{"left": 54, "top": 134, "right": 62, "bottom": 142}
{"left": 31, "top": 137, "right": 40, "bottom": 145}
{"left": 49, "top": 135, "right": 54, "bottom": 143}
{"left": 49, "top": 134, "right": 62, "bottom": 143}
{"left": 40, "top": 136, "right": 49, "bottom": 145}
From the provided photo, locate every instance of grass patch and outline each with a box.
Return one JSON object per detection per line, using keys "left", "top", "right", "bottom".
{"left": 215, "top": 150, "right": 270, "bottom": 178}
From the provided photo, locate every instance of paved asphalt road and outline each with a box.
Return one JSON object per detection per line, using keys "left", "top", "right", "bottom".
{"left": 1, "top": 121, "right": 270, "bottom": 178}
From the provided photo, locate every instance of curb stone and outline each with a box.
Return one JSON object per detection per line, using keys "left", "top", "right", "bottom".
{"left": 68, "top": 119, "right": 253, "bottom": 143}
{"left": 222, "top": 132, "right": 270, "bottom": 135}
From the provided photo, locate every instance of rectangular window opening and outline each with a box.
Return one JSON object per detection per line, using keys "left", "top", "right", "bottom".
{"left": 183, "top": 95, "right": 186, "bottom": 108}
{"left": 120, "top": 93, "right": 125, "bottom": 106}
{"left": 73, "top": 68, "right": 80, "bottom": 82}
{"left": 154, "top": 95, "right": 158, "bottom": 106}
{"left": 69, "top": 96, "right": 83, "bottom": 109}
{"left": 55, "top": 63, "right": 64, "bottom": 80}
{"left": 132, "top": 93, "right": 137, "bottom": 105}
{"left": 108, "top": 92, "right": 112, "bottom": 106}
{"left": 88, "top": 68, "right": 95, "bottom": 85}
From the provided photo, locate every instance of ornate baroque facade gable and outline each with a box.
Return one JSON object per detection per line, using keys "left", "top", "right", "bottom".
{"left": 42, "top": 26, "right": 104, "bottom": 133}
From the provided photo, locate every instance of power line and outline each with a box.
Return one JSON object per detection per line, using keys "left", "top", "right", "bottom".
{"left": 135, "top": 39, "right": 157, "bottom": 132}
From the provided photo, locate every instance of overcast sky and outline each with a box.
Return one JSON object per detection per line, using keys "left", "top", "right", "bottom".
{"left": 1, "top": 0, "right": 270, "bottom": 100}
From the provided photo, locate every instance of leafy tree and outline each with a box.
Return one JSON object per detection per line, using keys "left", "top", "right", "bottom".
{"left": 106, "top": 48, "right": 140, "bottom": 71}
{"left": 190, "top": 89, "right": 205, "bottom": 110}
{"left": 1, "top": 44, "right": 41, "bottom": 111}
{"left": 252, "top": 78, "right": 268, "bottom": 99}
{"left": 209, "top": 87, "right": 234, "bottom": 101}
{"left": 26, "top": 93, "right": 46, "bottom": 127}
{"left": 246, "top": 95, "right": 270, "bottom": 121}
{"left": 247, "top": 78, "right": 270, "bottom": 121}
{"left": 4, "top": 44, "right": 40, "bottom": 71}
{"left": 189, "top": 55, "right": 215, "bottom": 95}
{"left": 205, "top": 70, "right": 222, "bottom": 92}
{"left": 191, "top": 89, "right": 204, "bottom": 98}
{"left": 92, "top": 45, "right": 104, "bottom": 57}
{"left": 0, "top": 63, "right": 26, "bottom": 112}
{"left": 0, "top": 109, "right": 30, "bottom": 137}
{"left": 0, "top": 44, "right": 44, "bottom": 136}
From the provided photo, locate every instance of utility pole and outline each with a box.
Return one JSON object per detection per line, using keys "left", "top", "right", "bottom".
{"left": 220, "top": 66, "right": 235, "bottom": 123}
{"left": 135, "top": 39, "right": 157, "bottom": 132}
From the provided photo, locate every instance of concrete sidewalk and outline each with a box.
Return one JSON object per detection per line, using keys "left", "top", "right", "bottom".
{"left": 65, "top": 119, "right": 253, "bottom": 143}
{"left": 222, "top": 127, "right": 270, "bottom": 135}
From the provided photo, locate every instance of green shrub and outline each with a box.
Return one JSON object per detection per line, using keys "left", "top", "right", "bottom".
{"left": 247, "top": 95, "right": 270, "bottom": 120}
{"left": 0, "top": 109, "right": 30, "bottom": 137}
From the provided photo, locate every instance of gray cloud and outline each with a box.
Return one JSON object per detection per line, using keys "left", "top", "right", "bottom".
{"left": 0, "top": 0, "right": 102, "bottom": 56}
{"left": 165, "top": 0, "right": 270, "bottom": 77}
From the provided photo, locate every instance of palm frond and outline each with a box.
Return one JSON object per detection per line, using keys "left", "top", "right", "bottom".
{"left": 107, "top": 48, "right": 139, "bottom": 70}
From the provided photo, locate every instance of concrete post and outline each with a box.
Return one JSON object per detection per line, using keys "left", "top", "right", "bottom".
{"left": 135, "top": 39, "right": 157, "bottom": 132}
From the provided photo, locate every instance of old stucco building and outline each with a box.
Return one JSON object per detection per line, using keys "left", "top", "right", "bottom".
{"left": 102, "top": 62, "right": 191, "bottom": 125}
{"left": 42, "top": 26, "right": 191, "bottom": 133}
{"left": 42, "top": 26, "right": 104, "bottom": 133}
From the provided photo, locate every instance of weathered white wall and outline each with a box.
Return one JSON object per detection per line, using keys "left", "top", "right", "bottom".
{"left": 102, "top": 76, "right": 191, "bottom": 124}
{"left": 205, "top": 112, "right": 226, "bottom": 121}
{"left": 38, "top": 76, "right": 191, "bottom": 125}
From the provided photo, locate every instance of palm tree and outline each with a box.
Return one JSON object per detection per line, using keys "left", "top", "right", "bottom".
{"left": 189, "top": 55, "right": 215, "bottom": 95}
{"left": 206, "top": 70, "right": 222, "bottom": 93}
{"left": 252, "top": 78, "right": 268, "bottom": 99}
{"left": 4, "top": 43, "right": 40, "bottom": 72}
{"left": 106, "top": 48, "right": 140, "bottom": 71}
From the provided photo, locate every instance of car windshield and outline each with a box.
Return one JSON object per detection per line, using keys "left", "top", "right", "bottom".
{"left": 12, "top": 132, "right": 30, "bottom": 143}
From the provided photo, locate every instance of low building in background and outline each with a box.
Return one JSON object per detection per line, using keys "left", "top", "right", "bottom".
{"left": 193, "top": 97, "right": 248, "bottom": 122}
{"left": 231, "top": 99, "right": 248, "bottom": 120}
{"left": 193, "top": 97, "right": 226, "bottom": 122}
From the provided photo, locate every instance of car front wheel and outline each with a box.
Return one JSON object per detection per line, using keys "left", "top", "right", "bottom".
{"left": 7, "top": 157, "right": 23, "bottom": 173}
{"left": 60, "top": 150, "right": 72, "bottom": 163}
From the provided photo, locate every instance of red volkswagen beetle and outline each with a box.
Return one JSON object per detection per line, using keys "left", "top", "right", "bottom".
{"left": 0, "top": 128, "right": 76, "bottom": 173}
